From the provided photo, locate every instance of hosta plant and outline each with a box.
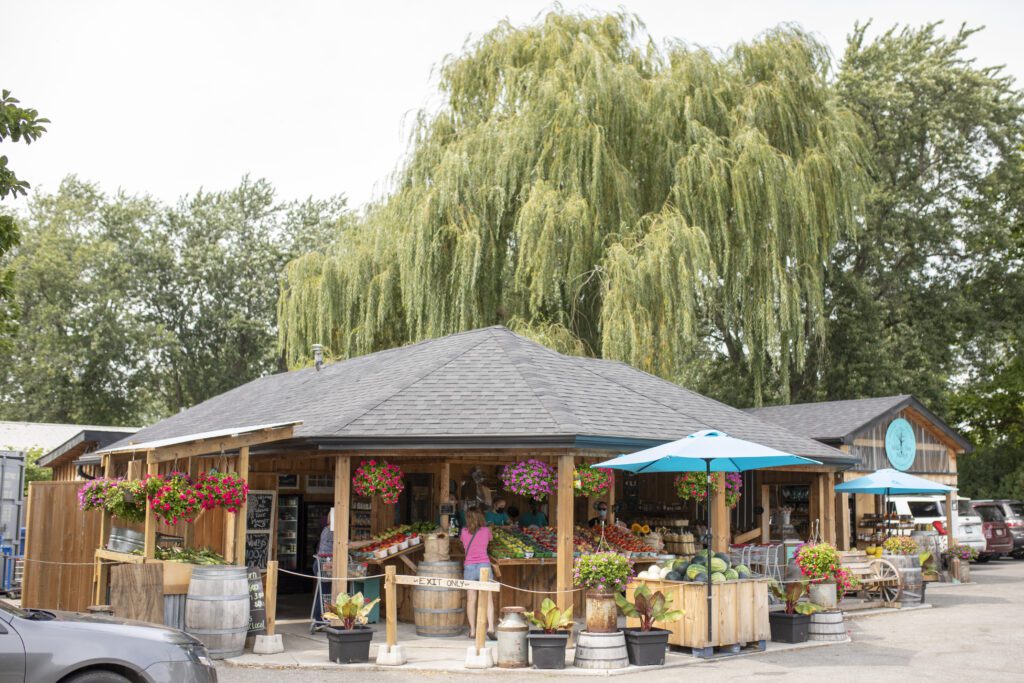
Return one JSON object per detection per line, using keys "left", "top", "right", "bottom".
{"left": 614, "top": 583, "right": 683, "bottom": 631}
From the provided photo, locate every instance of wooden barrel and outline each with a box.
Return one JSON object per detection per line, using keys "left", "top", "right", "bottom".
{"left": 413, "top": 561, "right": 464, "bottom": 637}
{"left": 424, "top": 534, "right": 450, "bottom": 562}
{"left": 809, "top": 611, "right": 846, "bottom": 641}
{"left": 106, "top": 527, "right": 144, "bottom": 554}
{"left": 573, "top": 631, "right": 628, "bottom": 669}
{"left": 886, "top": 554, "right": 923, "bottom": 602}
{"left": 185, "top": 566, "right": 250, "bottom": 659}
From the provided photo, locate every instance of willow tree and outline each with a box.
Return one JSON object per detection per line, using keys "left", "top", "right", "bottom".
{"left": 278, "top": 11, "right": 865, "bottom": 402}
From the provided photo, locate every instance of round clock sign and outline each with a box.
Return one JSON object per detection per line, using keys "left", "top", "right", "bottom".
{"left": 884, "top": 418, "right": 917, "bottom": 471}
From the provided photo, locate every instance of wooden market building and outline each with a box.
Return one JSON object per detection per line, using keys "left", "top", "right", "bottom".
{"left": 22, "top": 326, "right": 857, "bottom": 621}
{"left": 748, "top": 395, "right": 972, "bottom": 550}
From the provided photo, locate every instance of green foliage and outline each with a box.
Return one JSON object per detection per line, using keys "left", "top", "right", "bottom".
{"left": 0, "top": 176, "right": 348, "bottom": 425}
{"left": 768, "top": 579, "right": 823, "bottom": 615}
{"left": 22, "top": 446, "right": 51, "bottom": 494}
{"left": 614, "top": 583, "right": 683, "bottom": 631}
{"left": 526, "top": 597, "right": 574, "bottom": 634}
{"left": 323, "top": 592, "right": 380, "bottom": 630}
{"left": 0, "top": 89, "right": 48, "bottom": 200}
{"left": 277, "top": 11, "right": 866, "bottom": 404}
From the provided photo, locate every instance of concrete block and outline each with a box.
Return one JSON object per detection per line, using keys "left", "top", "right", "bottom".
{"left": 376, "top": 644, "right": 407, "bottom": 666}
{"left": 464, "top": 645, "right": 494, "bottom": 669}
{"left": 252, "top": 635, "right": 284, "bottom": 655}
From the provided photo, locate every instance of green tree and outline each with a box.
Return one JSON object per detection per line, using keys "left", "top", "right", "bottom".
{"left": 277, "top": 11, "right": 866, "bottom": 403}
{"left": 0, "top": 177, "right": 348, "bottom": 424}
{"left": 1, "top": 89, "right": 48, "bottom": 353}
{"left": 810, "top": 23, "right": 1024, "bottom": 410}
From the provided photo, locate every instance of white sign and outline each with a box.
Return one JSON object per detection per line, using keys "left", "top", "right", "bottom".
{"left": 394, "top": 574, "right": 500, "bottom": 593}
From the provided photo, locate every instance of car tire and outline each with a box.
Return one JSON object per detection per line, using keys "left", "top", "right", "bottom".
{"left": 976, "top": 555, "right": 992, "bottom": 563}
{"left": 62, "top": 670, "right": 132, "bottom": 683}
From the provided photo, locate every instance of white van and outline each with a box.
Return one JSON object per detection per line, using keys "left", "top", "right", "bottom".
{"left": 889, "top": 496, "right": 986, "bottom": 553}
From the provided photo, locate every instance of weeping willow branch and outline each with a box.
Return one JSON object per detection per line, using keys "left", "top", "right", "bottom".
{"left": 277, "top": 11, "right": 865, "bottom": 401}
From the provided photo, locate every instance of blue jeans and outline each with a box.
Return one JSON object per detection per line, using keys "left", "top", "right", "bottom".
{"left": 464, "top": 562, "right": 492, "bottom": 581}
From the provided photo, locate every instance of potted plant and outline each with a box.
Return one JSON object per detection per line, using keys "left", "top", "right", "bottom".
{"left": 794, "top": 542, "right": 844, "bottom": 608}
{"left": 768, "top": 580, "right": 822, "bottom": 643}
{"left": 614, "top": 583, "right": 683, "bottom": 666}
{"left": 194, "top": 471, "right": 249, "bottom": 513}
{"left": 573, "top": 464, "right": 613, "bottom": 499}
{"left": 352, "top": 460, "right": 405, "bottom": 504}
{"left": 526, "top": 598, "right": 574, "bottom": 669}
{"left": 573, "top": 552, "right": 633, "bottom": 633}
{"left": 144, "top": 471, "right": 202, "bottom": 524}
{"left": 882, "top": 536, "right": 921, "bottom": 564}
{"left": 322, "top": 592, "right": 380, "bottom": 663}
{"left": 500, "top": 459, "right": 556, "bottom": 502}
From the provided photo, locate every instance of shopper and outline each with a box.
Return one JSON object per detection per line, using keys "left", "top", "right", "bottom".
{"left": 461, "top": 508, "right": 496, "bottom": 639}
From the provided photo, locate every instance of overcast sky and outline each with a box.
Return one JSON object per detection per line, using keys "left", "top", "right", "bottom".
{"left": 3, "top": 1, "right": 1023, "bottom": 212}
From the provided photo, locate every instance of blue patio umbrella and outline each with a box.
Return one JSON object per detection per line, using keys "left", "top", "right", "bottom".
{"left": 594, "top": 430, "right": 822, "bottom": 642}
{"left": 835, "top": 469, "right": 955, "bottom": 538}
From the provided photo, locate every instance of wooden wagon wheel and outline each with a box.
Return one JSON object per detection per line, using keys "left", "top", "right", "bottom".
{"left": 866, "top": 558, "right": 902, "bottom": 603}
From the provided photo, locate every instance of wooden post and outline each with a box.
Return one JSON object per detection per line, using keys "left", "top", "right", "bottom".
{"left": 605, "top": 463, "right": 617, "bottom": 525}
{"left": 265, "top": 560, "right": 278, "bottom": 636}
{"left": 143, "top": 452, "right": 158, "bottom": 559}
{"left": 95, "top": 454, "right": 115, "bottom": 603}
{"left": 332, "top": 455, "right": 351, "bottom": 603}
{"left": 385, "top": 564, "right": 397, "bottom": 649}
{"left": 475, "top": 567, "right": 489, "bottom": 655}
{"left": 555, "top": 454, "right": 574, "bottom": 611}
{"left": 823, "top": 473, "right": 836, "bottom": 545}
{"left": 760, "top": 483, "right": 770, "bottom": 543}
{"left": 233, "top": 446, "right": 250, "bottom": 566}
{"left": 711, "top": 473, "right": 729, "bottom": 551}
{"left": 837, "top": 482, "right": 851, "bottom": 551}
{"left": 183, "top": 456, "right": 199, "bottom": 550}
{"left": 945, "top": 491, "right": 957, "bottom": 550}
{"left": 438, "top": 461, "right": 451, "bottom": 530}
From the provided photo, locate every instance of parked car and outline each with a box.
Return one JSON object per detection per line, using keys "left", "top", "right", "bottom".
{"left": 971, "top": 501, "right": 1015, "bottom": 562}
{"left": 0, "top": 599, "right": 216, "bottom": 683}
{"left": 891, "top": 496, "right": 986, "bottom": 554}
{"left": 973, "top": 499, "right": 1024, "bottom": 558}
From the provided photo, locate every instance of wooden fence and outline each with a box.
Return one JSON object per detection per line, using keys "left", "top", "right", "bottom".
{"left": 21, "top": 481, "right": 101, "bottom": 612}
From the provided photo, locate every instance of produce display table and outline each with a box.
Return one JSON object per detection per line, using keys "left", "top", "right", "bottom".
{"left": 362, "top": 543, "right": 424, "bottom": 573}
{"left": 625, "top": 578, "right": 770, "bottom": 654}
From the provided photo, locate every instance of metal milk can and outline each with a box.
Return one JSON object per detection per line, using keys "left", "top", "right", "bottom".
{"left": 496, "top": 606, "right": 529, "bottom": 668}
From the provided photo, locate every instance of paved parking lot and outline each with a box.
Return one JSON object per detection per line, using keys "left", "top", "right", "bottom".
{"left": 218, "top": 558, "right": 1024, "bottom": 682}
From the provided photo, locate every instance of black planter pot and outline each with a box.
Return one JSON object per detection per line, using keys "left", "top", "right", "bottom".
{"left": 768, "top": 611, "right": 810, "bottom": 644}
{"left": 622, "top": 628, "right": 671, "bottom": 666}
{"left": 324, "top": 626, "right": 374, "bottom": 663}
{"left": 528, "top": 629, "right": 570, "bottom": 669}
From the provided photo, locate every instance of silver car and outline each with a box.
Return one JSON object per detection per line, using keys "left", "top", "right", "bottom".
{"left": 0, "top": 600, "right": 216, "bottom": 683}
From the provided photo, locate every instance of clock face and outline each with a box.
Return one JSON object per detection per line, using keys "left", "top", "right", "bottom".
{"left": 885, "top": 418, "right": 917, "bottom": 471}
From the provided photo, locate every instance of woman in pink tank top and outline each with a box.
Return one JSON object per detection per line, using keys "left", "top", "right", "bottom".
{"left": 460, "top": 508, "right": 495, "bottom": 639}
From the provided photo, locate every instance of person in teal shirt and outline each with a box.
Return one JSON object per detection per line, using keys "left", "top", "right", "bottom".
{"left": 519, "top": 501, "right": 549, "bottom": 527}
{"left": 485, "top": 498, "right": 510, "bottom": 526}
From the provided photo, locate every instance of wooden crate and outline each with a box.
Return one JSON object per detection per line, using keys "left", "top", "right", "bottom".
{"left": 625, "top": 578, "right": 770, "bottom": 650}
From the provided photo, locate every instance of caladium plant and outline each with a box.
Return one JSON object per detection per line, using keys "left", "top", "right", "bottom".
{"left": 323, "top": 592, "right": 380, "bottom": 630}
{"left": 769, "top": 579, "right": 824, "bottom": 615}
{"left": 526, "top": 598, "right": 574, "bottom": 633}
{"left": 614, "top": 583, "right": 684, "bottom": 631}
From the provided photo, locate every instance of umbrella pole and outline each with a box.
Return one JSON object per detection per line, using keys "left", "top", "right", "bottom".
{"left": 705, "top": 459, "right": 713, "bottom": 643}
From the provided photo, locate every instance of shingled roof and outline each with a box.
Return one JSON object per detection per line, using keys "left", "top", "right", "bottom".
{"left": 110, "top": 327, "right": 853, "bottom": 463}
{"left": 746, "top": 395, "right": 971, "bottom": 451}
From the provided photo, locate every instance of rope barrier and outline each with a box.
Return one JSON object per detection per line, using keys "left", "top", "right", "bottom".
{"left": 496, "top": 582, "right": 583, "bottom": 594}
{"left": 20, "top": 558, "right": 124, "bottom": 566}
{"left": 277, "top": 567, "right": 388, "bottom": 581}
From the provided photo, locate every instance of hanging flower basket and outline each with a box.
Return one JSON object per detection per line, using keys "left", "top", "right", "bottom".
{"left": 573, "top": 464, "right": 613, "bottom": 498}
{"left": 352, "top": 460, "right": 405, "bottom": 504}
{"left": 500, "top": 459, "right": 556, "bottom": 502}
{"left": 105, "top": 479, "right": 148, "bottom": 524}
{"left": 195, "top": 471, "right": 249, "bottom": 513}
{"left": 144, "top": 471, "right": 201, "bottom": 525}
{"left": 673, "top": 472, "right": 742, "bottom": 508}
{"left": 78, "top": 478, "right": 113, "bottom": 512}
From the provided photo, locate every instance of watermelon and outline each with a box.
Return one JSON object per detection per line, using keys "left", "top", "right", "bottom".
{"left": 672, "top": 559, "right": 690, "bottom": 572}
{"left": 711, "top": 572, "right": 726, "bottom": 584}
{"left": 710, "top": 556, "right": 728, "bottom": 573}
{"left": 686, "top": 564, "right": 708, "bottom": 580}
{"left": 714, "top": 552, "right": 731, "bottom": 568}
{"left": 724, "top": 568, "right": 739, "bottom": 581}
{"left": 665, "top": 571, "right": 682, "bottom": 582}
{"left": 735, "top": 564, "right": 751, "bottom": 579}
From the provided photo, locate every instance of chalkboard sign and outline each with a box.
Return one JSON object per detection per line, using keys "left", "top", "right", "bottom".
{"left": 246, "top": 567, "right": 267, "bottom": 636}
{"left": 245, "top": 532, "right": 271, "bottom": 569}
{"left": 247, "top": 492, "right": 275, "bottom": 532}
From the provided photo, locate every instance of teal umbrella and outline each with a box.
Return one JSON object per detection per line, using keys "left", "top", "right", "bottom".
{"left": 594, "top": 430, "right": 821, "bottom": 641}
{"left": 835, "top": 469, "right": 956, "bottom": 538}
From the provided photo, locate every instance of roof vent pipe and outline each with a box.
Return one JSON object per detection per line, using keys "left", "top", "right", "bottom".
{"left": 312, "top": 344, "right": 324, "bottom": 372}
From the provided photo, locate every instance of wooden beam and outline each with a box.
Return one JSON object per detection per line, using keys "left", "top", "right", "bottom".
{"left": 711, "top": 473, "right": 729, "bottom": 551}
{"left": 945, "top": 491, "right": 956, "bottom": 551}
{"left": 183, "top": 456, "right": 200, "bottom": 550}
{"left": 555, "top": 453, "right": 574, "bottom": 611}
{"left": 438, "top": 461, "right": 451, "bottom": 530}
{"left": 143, "top": 453, "right": 158, "bottom": 559}
{"left": 385, "top": 565, "right": 397, "bottom": 650}
{"left": 475, "top": 567, "right": 489, "bottom": 655}
{"left": 824, "top": 473, "right": 836, "bottom": 545}
{"left": 265, "top": 560, "right": 278, "bottom": 636}
{"left": 760, "top": 484, "right": 770, "bottom": 543}
{"left": 146, "top": 426, "right": 295, "bottom": 463}
{"left": 837, "top": 488, "right": 851, "bottom": 550}
{"left": 332, "top": 455, "right": 351, "bottom": 603}
{"left": 233, "top": 447, "right": 250, "bottom": 565}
